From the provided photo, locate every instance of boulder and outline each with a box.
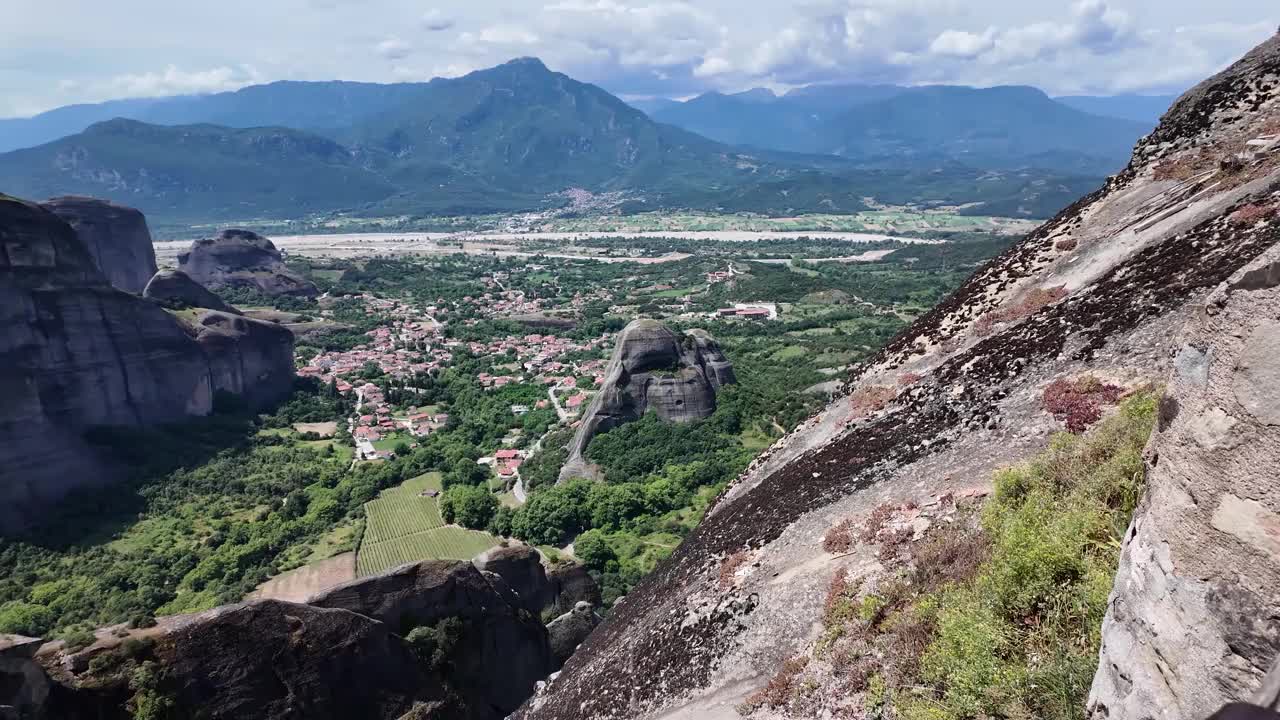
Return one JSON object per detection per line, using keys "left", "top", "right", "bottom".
{"left": 559, "top": 320, "right": 735, "bottom": 481}
{"left": 546, "top": 602, "right": 601, "bottom": 669}
{"left": 40, "top": 196, "right": 156, "bottom": 294}
{"left": 178, "top": 229, "right": 318, "bottom": 297}
{"left": 142, "top": 268, "right": 240, "bottom": 314}
{"left": 309, "top": 560, "right": 553, "bottom": 716}
{"left": 473, "top": 545, "right": 550, "bottom": 615}
{"left": 547, "top": 563, "right": 603, "bottom": 617}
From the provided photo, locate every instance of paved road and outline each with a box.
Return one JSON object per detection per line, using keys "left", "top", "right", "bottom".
{"left": 548, "top": 387, "right": 571, "bottom": 421}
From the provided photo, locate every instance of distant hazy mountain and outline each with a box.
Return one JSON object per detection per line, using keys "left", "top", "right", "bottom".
{"left": 1053, "top": 94, "right": 1179, "bottom": 125}
{"left": 651, "top": 83, "right": 1149, "bottom": 175}
{"left": 827, "top": 85, "right": 1149, "bottom": 173}
{"left": 0, "top": 59, "right": 1112, "bottom": 222}
{"left": 0, "top": 81, "right": 433, "bottom": 153}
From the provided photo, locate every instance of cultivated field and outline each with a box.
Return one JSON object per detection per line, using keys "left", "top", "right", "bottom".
{"left": 355, "top": 472, "right": 500, "bottom": 576}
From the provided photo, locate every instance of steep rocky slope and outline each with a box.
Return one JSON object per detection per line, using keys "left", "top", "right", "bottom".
{"left": 178, "top": 229, "right": 319, "bottom": 298}
{"left": 518, "top": 33, "right": 1280, "bottom": 720}
{"left": 39, "top": 195, "right": 157, "bottom": 294}
{"left": 0, "top": 195, "right": 295, "bottom": 533}
{"left": 560, "top": 320, "right": 736, "bottom": 481}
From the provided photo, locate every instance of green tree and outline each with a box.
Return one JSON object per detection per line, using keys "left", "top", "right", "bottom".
{"left": 440, "top": 485, "right": 499, "bottom": 530}
{"left": 574, "top": 529, "right": 617, "bottom": 571}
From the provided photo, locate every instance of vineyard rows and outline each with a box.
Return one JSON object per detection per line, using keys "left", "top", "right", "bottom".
{"left": 356, "top": 472, "right": 499, "bottom": 576}
{"left": 357, "top": 528, "right": 498, "bottom": 576}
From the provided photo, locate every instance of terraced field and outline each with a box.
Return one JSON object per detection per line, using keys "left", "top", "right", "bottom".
{"left": 355, "top": 473, "right": 500, "bottom": 576}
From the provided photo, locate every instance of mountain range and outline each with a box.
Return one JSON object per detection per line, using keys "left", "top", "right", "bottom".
{"left": 645, "top": 85, "right": 1167, "bottom": 175}
{"left": 0, "top": 59, "right": 1164, "bottom": 223}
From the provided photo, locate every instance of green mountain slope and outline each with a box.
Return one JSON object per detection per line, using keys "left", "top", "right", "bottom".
{"left": 0, "top": 119, "right": 396, "bottom": 220}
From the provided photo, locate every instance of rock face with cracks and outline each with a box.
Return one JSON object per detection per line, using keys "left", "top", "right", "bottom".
{"left": 1088, "top": 243, "right": 1280, "bottom": 718}
{"left": 560, "top": 320, "right": 735, "bottom": 482}
{"left": 516, "top": 32, "right": 1280, "bottom": 720}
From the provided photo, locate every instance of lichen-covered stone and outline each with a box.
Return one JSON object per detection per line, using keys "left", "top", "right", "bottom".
{"left": 559, "top": 319, "right": 735, "bottom": 481}
{"left": 40, "top": 196, "right": 156, "bottom": 294}
{"left": 178, "top": 229, "right": 318, "bottom": 297}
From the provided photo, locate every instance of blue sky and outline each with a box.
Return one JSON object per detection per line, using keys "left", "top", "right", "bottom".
{"left": 0, "top": 0, "right": 1274, "bottom": 117}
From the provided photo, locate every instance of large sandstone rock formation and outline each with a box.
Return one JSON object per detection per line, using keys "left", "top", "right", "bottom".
{"left": 517, "top": 34, "right": 1280, "bottom": 720}
{"left": 142, "top": 268, "right": 240, "bottom": 314}
{"left": 40, "top": 196, "right": 156, "bottom": 294}
{"left": 0, "top": 195, "right": 295, "bottom": 533}
{"left": 178, "top": 229, "right": 319, "bottom": 298}
{"left": 559, "top": 320, "right": 735, "bottom": 481}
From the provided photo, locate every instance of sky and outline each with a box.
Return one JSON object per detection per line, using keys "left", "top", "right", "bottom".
{"left": 0, "top": 0, "right": 1275, "bottom": 118}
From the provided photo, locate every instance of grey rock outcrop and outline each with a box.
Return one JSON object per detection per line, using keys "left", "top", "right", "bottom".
{"left": 188, "top": 310, "right": 295, "bottom": 409}
{"left": 0, "top": 194, "right": 295, "bottom": 533}
{"left": 178, "top": 229, "right": 318, "bottom": 297}
{"left": 36, "top": 600, "right": 441, "bottom": 720}
{"left": 1, "top": 635, "right": 48, "bottom": 720}
{"left": 39, "top": 196, "right": 156, "bottom": 294}
{"left": 547, "top": 563, "right": 603, "bottom": 617}
{"left": 474, "top": 545, "right": 551, "bottom": 615}
{"left": 559, "top": 320, "right": 735, "bottom": 481}
{"left": 547, "top": 602, "right": 601, "bottom": 669}
{"left": 143, "top": 268, "right": 239, "bottom": 314}
{"left": 309, "top": 560, "right": 553, "bottom": 716}
{"left": 1088, "top": 245, "right": 1280, "bottom": 719}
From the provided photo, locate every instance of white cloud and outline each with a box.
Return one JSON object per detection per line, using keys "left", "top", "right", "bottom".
{"left": 101, "top": 65, "right": 261, "bottom": 98}
{"left": 0, "top": 0, "right": 1274, "bottom": 118}
{"left": 931, "top": 28, "right": 997, "bottom": 59}
{"left": 376, "top": 38, "right": 413, "bottom": 60}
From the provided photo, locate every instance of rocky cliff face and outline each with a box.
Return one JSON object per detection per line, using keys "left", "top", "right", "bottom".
{"left": 518, "top": 34, "right": 1280, "bottom": 720}
{"left": 0, "top": 195, "right": 295, "bottom": 533}
{"left": 178, "top": 229, "right": 319, "bottom": 297}
{"left": 560, "top": 320, "right": 735, "bottom": 481}
{"left": 40, "top": 196, "right": 157, "bottom": 294}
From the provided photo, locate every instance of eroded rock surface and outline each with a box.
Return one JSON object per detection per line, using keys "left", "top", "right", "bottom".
{"left": 560, "top": 320, "right": 735, "bottom": 481}
{"left": 40, "top": 196, "right": 156, "bottom": 294}
{"left": 1088, "top": 245, "right": 1280, "bottom": 719}
{"left": 143, "top": 268, "right": 239, "bottom": 314}
{"left": 178, "top": 229, "right": 318, "bottom": 298}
